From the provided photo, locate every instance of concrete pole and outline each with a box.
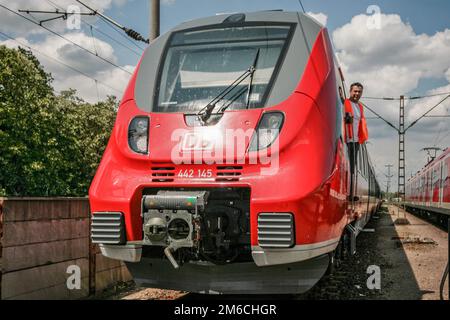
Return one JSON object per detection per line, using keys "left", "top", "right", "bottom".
{"left": 150, "top": 0, "right": 160, "bottom": 41}
{"left": 385, "top": 164, "right": 393, "bottom": 199}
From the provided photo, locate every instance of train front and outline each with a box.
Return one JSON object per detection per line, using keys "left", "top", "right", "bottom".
{"left": 89, "top": 11, "right": 346, "bottom": 294}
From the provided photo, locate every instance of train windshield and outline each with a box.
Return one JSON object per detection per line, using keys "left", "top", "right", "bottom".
{"left": 155, "top": 24, "right": 292, "bottom": 113}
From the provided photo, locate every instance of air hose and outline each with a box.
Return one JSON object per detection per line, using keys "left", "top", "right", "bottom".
{"left": 440, "top": 218, "right": 449, "bottom": 300}
{"left": 440, "top": 263, "right": 448, "bottom": 300}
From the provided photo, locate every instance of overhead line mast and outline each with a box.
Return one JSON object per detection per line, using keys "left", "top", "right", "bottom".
{"left": 362, "top": 93, "right": 450, "bottom": 221}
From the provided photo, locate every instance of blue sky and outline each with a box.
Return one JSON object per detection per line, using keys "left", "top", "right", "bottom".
{"left": 104, "top": 0, "right": 450, "bottom": 94}
{"left": 110, "top": 0, "right": 450, "bottom": 36}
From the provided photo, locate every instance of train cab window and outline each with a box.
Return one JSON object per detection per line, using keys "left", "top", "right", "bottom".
{"left": 363, "top": 147, "right": 368, "bottom": 177}
{"left": 155, "top": 24, "right": 293, "bottom": 113}
{"left": 358, "top": 147, "right": 363, "bottom": 173}
{"left": 358, "top": 144, "right": 367, "bottom": 178}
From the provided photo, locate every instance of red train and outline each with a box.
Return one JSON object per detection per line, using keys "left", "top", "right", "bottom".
{"left": 405, "top": 148, "right": 450, "bottom": 223}
{"left": 89, "top": 11, "right": 381, "bottom": 294}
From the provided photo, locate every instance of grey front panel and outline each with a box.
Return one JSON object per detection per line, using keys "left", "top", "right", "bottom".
{"left": 134, "top": 11, "right": 322, "bottom": 112}
{"left": 134, "top": 32, "right": 170, "bottom": 112}
{"left": 126, "top": 254, "right": 329, "bottom": 294}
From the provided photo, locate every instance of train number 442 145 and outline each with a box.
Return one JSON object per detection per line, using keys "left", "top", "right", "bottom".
{"left": 177, "top": 169, "right": 213, "bottom": 178}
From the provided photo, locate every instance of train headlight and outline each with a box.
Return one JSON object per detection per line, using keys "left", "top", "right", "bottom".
{"left": 128, "top": 116, "right": 149, "bottom": 154}
{"left": 249, "top": 112, "right": 284, "bottom": 151}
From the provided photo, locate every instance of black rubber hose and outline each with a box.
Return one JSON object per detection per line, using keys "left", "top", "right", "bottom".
{"left": 439, "top": 262, "right": 449, "bottom": 300}
{"left": 441, "top": 218, "right": 450, "bottom": 300}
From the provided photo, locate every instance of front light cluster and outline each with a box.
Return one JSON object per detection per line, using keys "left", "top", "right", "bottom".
{"left": 249, "top": 112, "right": 284, "bottom": 151}
{"left": 128, "top": 116, "right": 149, "bottom": 154}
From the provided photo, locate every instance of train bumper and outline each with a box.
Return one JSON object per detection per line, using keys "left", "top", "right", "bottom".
{"left": 124, "top": 254, "right": 329, "bottom": 294}
{"left": 99, "top": 244, "right": 142, "bottom": 262}
{"left": 252, "top": 237, "right": 340, "bottom": 266}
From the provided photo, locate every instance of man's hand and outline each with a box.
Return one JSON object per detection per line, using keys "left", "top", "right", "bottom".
{"left": 345, "top": 112, "right": 353, "bottom": 124}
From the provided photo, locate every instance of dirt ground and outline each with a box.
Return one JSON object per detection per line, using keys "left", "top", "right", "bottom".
{"left": 304, "top": 204, "right": 448, "bottom": 300}
{"left": 97, "top": 204, "right": 449, "bottom": 300}
{"left": 376, "top": 205, "right": 448, "bottom": 300}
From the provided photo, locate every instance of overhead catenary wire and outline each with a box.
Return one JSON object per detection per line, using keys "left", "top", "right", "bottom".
{"left": 371, "top": 163, "right": 390, "bottom": 189}
{"left": 0, "top": 4, "right": 132, "bottom": 75}
{"left": 405, "top": 94, "right": 450, "bottom": 131}
{"left": 98, "top": 15, "right": 146, "bottom": 52}
{"left": 436, "top": 130, "right": 450, "bottom": 145}
{"left": 431, "top": 114, "right": 450, "bottom": 147}
{"left": 360, "top": 101, "right": 399, "bottom": 132}
{"left": 44, "top": 0, "right": 143, "bottom": 56}
{"left": 90, "top": 25, "right": 99, "bottom": 56}
{"left": 361, "top": 95, "right": 450, "bottom": 133}
{"left": 18, "top": 9, "right": 96, "bottom": 25}
{"left": 76, "top": 0, "right": 149, "bottom": 44}
{"left": 297, "top": 0, "right": 306, "bottom": 13}
{"left": 410, "top": 91, "right": 450, "bottom": 99}
{"left": 0, "top": 30, "right": 123, "bottom": 95}
{"left": 364, "top": 90, "right": 450, "bottom": 101}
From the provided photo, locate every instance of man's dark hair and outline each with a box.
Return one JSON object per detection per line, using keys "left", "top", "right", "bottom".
{"left": 350, "top": 82, "right": 364, "bottom": 90}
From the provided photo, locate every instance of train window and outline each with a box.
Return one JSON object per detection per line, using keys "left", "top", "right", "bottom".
{"left": 432, "top": 167, "right": 439, "bottom": 186}
{"left": 361, "top": 145, "right": 367, "bottom": 178}
{"left": 364, "top": 148, "right": 368, "bottom": 177}
{"left": 155, "top": 24, "right": 293, "bottom": 113}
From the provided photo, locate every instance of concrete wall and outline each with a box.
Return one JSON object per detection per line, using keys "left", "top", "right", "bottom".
{"left": 0, "top": 198, "right": 132, "bottom": 300}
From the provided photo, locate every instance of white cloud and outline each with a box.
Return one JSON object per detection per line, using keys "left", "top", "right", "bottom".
{"left": 1, "top": 30, "right": 134, "bottom": 103}
{"left": 306, "top": 12, "right": 327, "bottom": 27}
{"left": 332, "top": 13, "right": 450, "bottom": 186}
{"left": 445, "top": 68, "right": 450, "bottom": 82}
{"left": 334, "top": 14, "right": 450, "bottom": 98}
{"left": 0, "top": 0, "right": 136, "bottom": 103}
{"left": 52, "top": 64, "right": 134, "bottom": 102}
{"left": 161, "top": 0, "right": 176, "bottom": 6}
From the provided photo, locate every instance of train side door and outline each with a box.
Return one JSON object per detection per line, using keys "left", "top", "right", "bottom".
{"left": 354, "top": 144, "right": 369, "bottom": 223}
{"left": 422, "top": 174, "right": 426, "bottom": 204}
{"left": 438, "top": 162, "right": 443, "bottom": 207}
{"left": 432, "top": 165, "right": 439, "bottom": 206}
{"left": 444, "top": 159, "right": 449, "bottom": 207}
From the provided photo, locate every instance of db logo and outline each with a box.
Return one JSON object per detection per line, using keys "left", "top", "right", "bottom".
{"left": 181, "top": 133, "right": 214, "bottom": 151}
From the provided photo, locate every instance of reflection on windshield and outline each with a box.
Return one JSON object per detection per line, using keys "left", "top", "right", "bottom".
{"left": 155, "top": 25, "right": 291, "bottom": 113}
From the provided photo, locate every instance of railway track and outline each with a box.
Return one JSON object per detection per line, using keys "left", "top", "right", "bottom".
{"left": 401, "top": 204, "right": 449, "bottom": 231}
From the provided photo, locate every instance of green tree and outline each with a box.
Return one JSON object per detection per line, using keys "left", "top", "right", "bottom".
{"left": 0, "top": 45, "right": 117, "bottom": 196}
{"left": 52, "top": 90, "right": 117, "bottom": 195}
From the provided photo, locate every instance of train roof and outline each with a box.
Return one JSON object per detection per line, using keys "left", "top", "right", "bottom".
{"left": 172, "top": 11, "right": 325, "bottom": 31}
{"left": 408, "top": 147, "right": 450, "bottom": 181}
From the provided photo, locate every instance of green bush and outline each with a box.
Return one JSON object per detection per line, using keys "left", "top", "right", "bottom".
{"left": 0, "top": 45, "right": 117, "bottom": 196}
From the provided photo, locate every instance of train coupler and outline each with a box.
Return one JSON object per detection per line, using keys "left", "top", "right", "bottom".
{"left": 141, "top": 191, "right": 209, "bottom": 268}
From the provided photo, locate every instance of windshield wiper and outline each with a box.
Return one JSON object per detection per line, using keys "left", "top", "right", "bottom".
{"left": 245, "top": 48, "right": 260, "bottom": 109}
{"left": 196, "top": 68, "right": 253, "bottom": 124}
{"left": 217, "top": 48, "right": 260, "bottom": 115}
{"left": 197, "top": 48, "right": 261, "bottom": 125}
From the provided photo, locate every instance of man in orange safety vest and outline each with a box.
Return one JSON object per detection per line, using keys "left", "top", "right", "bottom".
{"left": 344, "top": 82, "right": 369, "bottom": 197}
